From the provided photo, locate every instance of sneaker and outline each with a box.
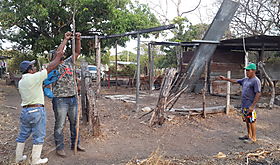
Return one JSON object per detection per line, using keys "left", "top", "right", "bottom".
{"left": 238, "top": 135, "right": 249, "bottom": 140}
{"left": 56, "top": 149, "right": 67, "bottom": 157}
{"left": 71, "top": 145, "right": 86, "bottom": 152}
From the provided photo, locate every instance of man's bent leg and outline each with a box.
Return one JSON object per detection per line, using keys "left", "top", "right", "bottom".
{"left": 52, "top": 97, "right": 68, "bottom": 150}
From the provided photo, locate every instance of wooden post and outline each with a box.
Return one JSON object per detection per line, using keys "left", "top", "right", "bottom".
{"left": 81, "top": 60, "right": 88, "bottom": 122}
{"left": 226, "top": 71, "right": 231, "bottom": 114}
{"left": 148, "top": 43, "right": 152, "bottom": 93}
{"left": 136, "top": 33, "right": 141, "bottom": 111}
{"left": 244, "top": 52, "right": 248, "bottom": 77}
{"left": 115, "top": 41, "right": 118, "bottom": 91}
{"left": 95, "top": 35, "right": 101, "bottom": 95}
{"left": 86, "top": 81, "right": 101, "bottom": 136}
{"left": 71, "top": 9, "right": 80, "bottom": 155}
{"left": 151, "top": 45, "right": 155, "bottom": 91}
{"left": 202, "top": 62, "right": 207, "bottom": 118}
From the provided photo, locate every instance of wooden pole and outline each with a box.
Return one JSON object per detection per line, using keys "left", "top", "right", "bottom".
{"left": 226, "top": 71, "right": 231, "bottom": 114}
{"left": 81, "top": 60, "right": 88, "bottom": 122}
{"left": 71, "top": 9, "right": 80, "bottom": 155}
{"left": 202, "top": 62, "right": 208, "bottom": 118}
{"left": 136, "top": 33, "right": 141, "bottom": 111}
{"left": 96, "top": 35, "right": 101, "bottom": 95}
{"left": 151, "top": 44, "right": 155, "bottom": 91}
{"left": 148, "top": 43, "right": 152, "bottom": 93}
{"left": 115, "top": 41, "right": 118, "bottom": 91}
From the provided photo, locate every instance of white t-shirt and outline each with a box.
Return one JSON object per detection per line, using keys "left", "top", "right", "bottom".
{"left": 18, "top": 69, "right": 48, "bottom": 106}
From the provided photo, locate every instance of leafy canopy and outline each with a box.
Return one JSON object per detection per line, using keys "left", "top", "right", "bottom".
{"left": 0, "top": 0, "right": 160, "bottom": 54}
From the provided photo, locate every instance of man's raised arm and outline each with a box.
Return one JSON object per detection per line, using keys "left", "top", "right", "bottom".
{"left": 46, "top": 51, "right": 64, "bottom": 73}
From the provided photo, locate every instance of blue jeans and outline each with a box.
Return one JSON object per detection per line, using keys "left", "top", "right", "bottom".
{"left": 16, "top": 107, "right": 46, "bottom": 144}
{"left": 52, "top": 96, "right": 80, "bottom": 150}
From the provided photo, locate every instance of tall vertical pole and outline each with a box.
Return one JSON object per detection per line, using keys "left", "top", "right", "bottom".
{"left": 71, "top": 9, "right": 80, "bottom": 155}
{"left": 81, "top": 60, "right": 88, "bottom": 122}
{"left": 226, "top": 71, "right": 231, "bottom": 114}
{"left": 95, "top": 35, "right": 101, "bottom": 95}
{"left": 136, "top": 33, "right": 141, "bottom": 111}
{"left": 115, "top": 41, "right": 118, "bottom": 91}
{"left": 151, "top": 44, "right": 155, "bottom": 91}
{"left": 148, "top": 43, "right": 152, "bottom": 93}
{"left": 202, "top": 62, "right": 208, "bottom": 118}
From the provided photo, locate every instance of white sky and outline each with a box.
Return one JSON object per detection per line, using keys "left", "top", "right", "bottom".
{"left": 115, "top": 0, "right": 218, "bottom": 53}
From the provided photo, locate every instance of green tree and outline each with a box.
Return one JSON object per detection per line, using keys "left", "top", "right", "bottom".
{"left": 0, "top": 0, "right": 160, "bottom": 55}
{"left": 158, "top": 17, "right": 208, "bottom": 68}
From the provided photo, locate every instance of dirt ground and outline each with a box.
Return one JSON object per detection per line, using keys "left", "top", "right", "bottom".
{"left": 1, "top": 79, "right": 280, "bottom": 165}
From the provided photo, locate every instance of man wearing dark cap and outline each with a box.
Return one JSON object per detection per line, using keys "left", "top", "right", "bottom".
{"left": 219, "top": 63, "right": 261, "bottom": 143}
{"left": 16, "top": 50, "right": 65, "bottom": 164}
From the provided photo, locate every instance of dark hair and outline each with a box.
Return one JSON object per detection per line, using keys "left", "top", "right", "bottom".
{"left": 22, "top": 65, "right": 33, "bottom": 74}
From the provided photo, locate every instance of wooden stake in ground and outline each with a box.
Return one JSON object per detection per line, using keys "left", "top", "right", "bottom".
{"left": 202, "top": 62, "right": 208, "bottom": 118}
{"left": 86, "top": 82, "right": 101, "bottom": 136}
{"left": 226, "top": 71, "right": 231, "bottom": 114}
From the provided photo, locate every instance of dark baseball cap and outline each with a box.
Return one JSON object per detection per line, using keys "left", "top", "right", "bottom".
{"left": 19, "top": 60, "right": 35, "bottom": 72}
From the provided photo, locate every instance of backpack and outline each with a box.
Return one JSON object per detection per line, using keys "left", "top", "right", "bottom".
{"left": 43, "top": 70, "right": 60, "bottom": 98}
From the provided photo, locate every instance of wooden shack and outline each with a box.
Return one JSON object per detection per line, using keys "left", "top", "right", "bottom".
{"left": 181, "top": 35, "right": 280, "bottom": 94}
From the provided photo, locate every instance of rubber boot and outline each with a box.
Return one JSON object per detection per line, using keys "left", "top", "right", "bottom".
{"left": 15, "top": 142, "right": 27, "bottom": 163}
{"left": 31, "top": 144, "right": 48, "bottom": 165}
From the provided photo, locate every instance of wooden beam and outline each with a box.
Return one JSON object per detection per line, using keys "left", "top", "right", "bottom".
{"left": 136, "top": 33, "right": 141, "bottom": 111}
{"left": 80, "top": 24, "right": 175, "bottom": 39}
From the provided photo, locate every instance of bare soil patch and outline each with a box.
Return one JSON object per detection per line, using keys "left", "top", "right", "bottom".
{"left": 0, "top": 80, "right": 280, "bottom": 165}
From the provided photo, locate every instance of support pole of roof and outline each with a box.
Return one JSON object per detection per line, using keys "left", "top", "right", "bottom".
{"left": 242, "top": 37, "right": 248, "bottom": 77}
{"left": 136, "top": 33, "right": 141, "bottom": 111}
{"left": 96, "top": 35, "right": 101, "bottom": 95}
{"left": 115, "top": 41, "right": 118, "bottom": 91}
{"left": 148, "top": 43, "right": 152, "bottom": 93}
{"left": 258, "top": 43, "right": 265, "bottom": 81}
{"left": 226, "top": 71, "right": 231, "bottom": 114}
